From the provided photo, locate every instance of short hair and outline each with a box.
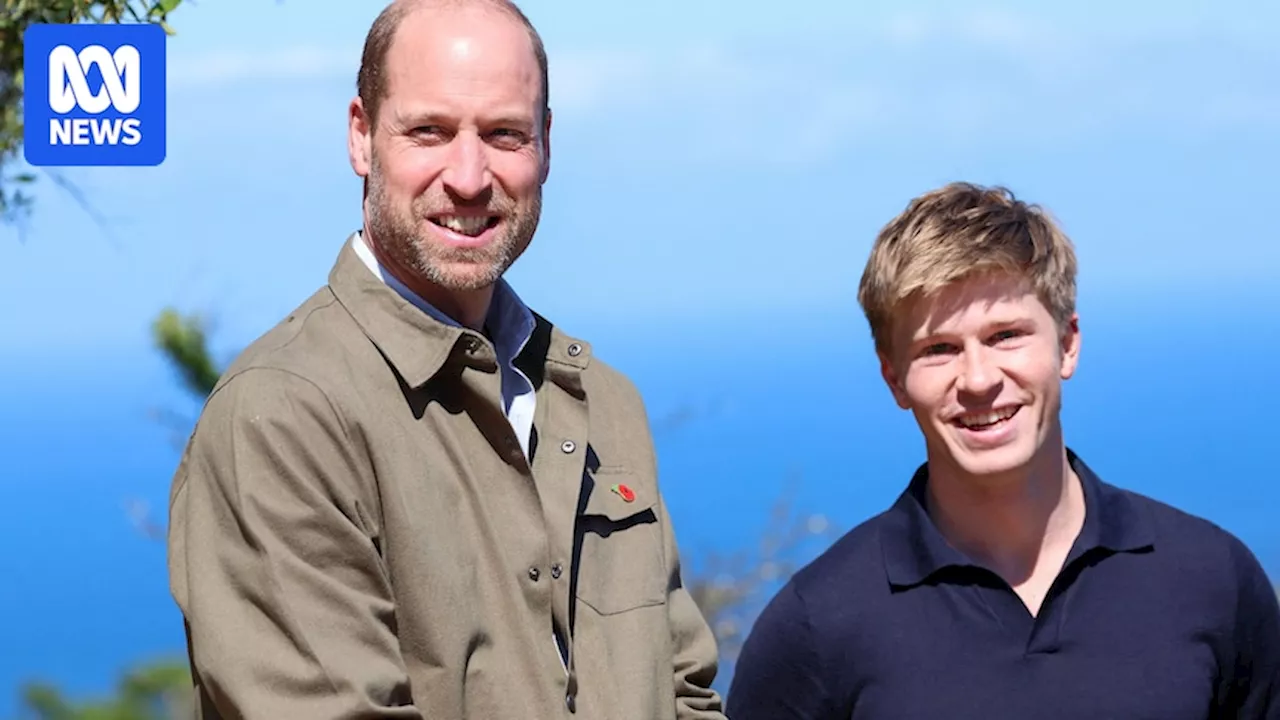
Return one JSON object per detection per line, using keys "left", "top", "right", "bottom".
{"left": 356, "top": 0, "right": 550, "bottom": 130}
{"left": 857, "top": 181, "right": 1078, "bottom": 355}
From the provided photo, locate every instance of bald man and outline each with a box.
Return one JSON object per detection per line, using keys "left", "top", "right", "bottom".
{"left": 166, "top": 2, "right": 726, "bottom": 718}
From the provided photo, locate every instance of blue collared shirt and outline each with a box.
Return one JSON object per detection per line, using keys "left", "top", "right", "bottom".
{"left": 726, "top": 449, "right": 1280, "bottom": 719}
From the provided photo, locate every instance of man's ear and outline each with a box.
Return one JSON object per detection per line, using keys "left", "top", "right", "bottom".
{"left": 348, "top": 96, "right": 372, "bottom": 178}
{"left": 1060, "top": 312, "right": 1081, "bottom": 381}
{"left": 879, "top": 352, "right": 912, "bottom": 410}
{"left": 539, "top": 107, "right": 552, "bottom": 184}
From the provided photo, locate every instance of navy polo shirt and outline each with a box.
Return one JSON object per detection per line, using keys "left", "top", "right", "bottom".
{"left": 725, "top": 450, "right": 1280, "bottom": 719}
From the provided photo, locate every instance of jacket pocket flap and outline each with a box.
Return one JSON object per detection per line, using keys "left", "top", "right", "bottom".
{"left": 583, "top": 474, "right": 656, "bottom": 521}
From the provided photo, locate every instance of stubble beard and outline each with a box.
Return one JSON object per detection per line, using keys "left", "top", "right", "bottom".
{"left": 366, "top": 155, "right": 541, "bottom": 292}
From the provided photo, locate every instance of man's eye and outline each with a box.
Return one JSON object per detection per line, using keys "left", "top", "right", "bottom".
{"left": 489, "top": 129, "right": 526, "bottom": 146}
{"left": 991, "top": 329, "right": 1022, "bottom": 343}
{"left": 922, "top": 343, "right": 955, "bottom": 356}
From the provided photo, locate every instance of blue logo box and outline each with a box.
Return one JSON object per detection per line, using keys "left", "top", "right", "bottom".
{"left": 23, "top": 23, "right": 167, "bottom": 167}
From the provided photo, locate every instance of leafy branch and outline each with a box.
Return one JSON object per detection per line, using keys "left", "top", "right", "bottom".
{"left": 0, "top": 0, "right": 183, "bottom": 230}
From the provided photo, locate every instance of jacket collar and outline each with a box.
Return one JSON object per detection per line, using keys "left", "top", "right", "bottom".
{"left": 327, "top": 232, "right": 592, "bottom": 390}
{"left": 880, "top": 447, "right": 1155, "bottom": 589}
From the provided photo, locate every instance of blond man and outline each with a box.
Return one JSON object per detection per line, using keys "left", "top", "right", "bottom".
{"left": 725, "top": 182, "right": 1280, "bottom": 719}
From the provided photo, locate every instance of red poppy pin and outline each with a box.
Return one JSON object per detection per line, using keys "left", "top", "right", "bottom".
{"left": 611, "top": 483, "right": 636, "bottom": 503}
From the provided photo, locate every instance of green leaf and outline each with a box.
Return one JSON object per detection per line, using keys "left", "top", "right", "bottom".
{"left": 152, "top": 308, "right": 224, "bottom": 397}
{"left": 157, "top": 0, "right": 181, "bottom": 14}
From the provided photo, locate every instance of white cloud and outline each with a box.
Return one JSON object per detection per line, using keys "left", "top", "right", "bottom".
{"left": 163, "top": 6, "right": 1280, "bottom": 164}
{"left": 553, "top": 7, "right": 1279, "bottom": 162}
{"left": 880, "top": 6, "right": 1054, "bottom": 52}
{"left": 549, "top": 48, "right": 659, "bottom": 112}
{"left": 168, "top": 46, "right": 361, "bottom": 88}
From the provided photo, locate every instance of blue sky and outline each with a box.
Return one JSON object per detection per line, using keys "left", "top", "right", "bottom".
{"left": 5, "top": 0, "right": 1279, "bottom": 355}
{"left": 1, "top": 0, "right": 1278, "bottom": 707}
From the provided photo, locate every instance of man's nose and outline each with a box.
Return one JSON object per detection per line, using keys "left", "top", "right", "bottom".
{"left": 956, "top": 344, "right": 999, "bottom": 395}
{"left": 441, "top": 132, "right": 491, "bottom": 199}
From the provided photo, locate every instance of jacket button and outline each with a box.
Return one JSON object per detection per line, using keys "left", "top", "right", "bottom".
{"left": 528, "top": 567, "right": 540, "bottom": 582}
{"left": 567, "top": 343, "right": 582, "bottom": 357}
{"left": 551, "top": 563, "right": 562, "bottom": 579}
{"left": 560, "top": 440, "right": 576, "bottom": 454}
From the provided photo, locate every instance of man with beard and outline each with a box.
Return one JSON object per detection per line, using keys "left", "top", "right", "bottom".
{"left": 165, "top": 1, "right": 726, "bottom": 718}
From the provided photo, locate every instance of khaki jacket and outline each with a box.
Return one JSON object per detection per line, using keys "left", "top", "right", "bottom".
{"left": 167, "top": 238, "right": 725, "bottom": 719}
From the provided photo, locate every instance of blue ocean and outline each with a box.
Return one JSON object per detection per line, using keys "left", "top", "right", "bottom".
{"left": 3, "top": 299, "right": 1276, "bottom": 712}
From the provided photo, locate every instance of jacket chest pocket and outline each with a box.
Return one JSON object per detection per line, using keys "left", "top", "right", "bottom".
{"left": 574, "top": 470, "right": 668, "bottom": 616}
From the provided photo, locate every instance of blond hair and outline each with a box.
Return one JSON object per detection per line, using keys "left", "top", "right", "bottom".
{"left": 857, "top": 182, "right": 1078, "bottom": 354}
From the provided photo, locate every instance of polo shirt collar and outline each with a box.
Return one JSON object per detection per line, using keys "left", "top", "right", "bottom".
{"left": 1068, "top": 448, "right": 1155, "bottom": 558}
{"left": 881, "top": 447, "right": 1155, "bottom": 589}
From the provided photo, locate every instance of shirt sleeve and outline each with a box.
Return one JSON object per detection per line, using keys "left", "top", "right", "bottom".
{"left": 1222, "top": 534, "right": 1280, "bottom": 718}
{"left": 167, "top": 367, "right": 423, "bottom": 719}
{"left": 725, "top": 581, "right": 836, "bottom": 720}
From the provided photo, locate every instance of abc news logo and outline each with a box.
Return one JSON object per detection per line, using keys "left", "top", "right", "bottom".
{"left": 23, "top": 23, "right": 166, "bottom": 167}
{"left": 48, "top": 43, "right": 144, "bottom": 147}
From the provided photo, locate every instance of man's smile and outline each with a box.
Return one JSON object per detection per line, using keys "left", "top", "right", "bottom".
{"left": 429, "top": 213, "right": 500, "bottom": 237}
